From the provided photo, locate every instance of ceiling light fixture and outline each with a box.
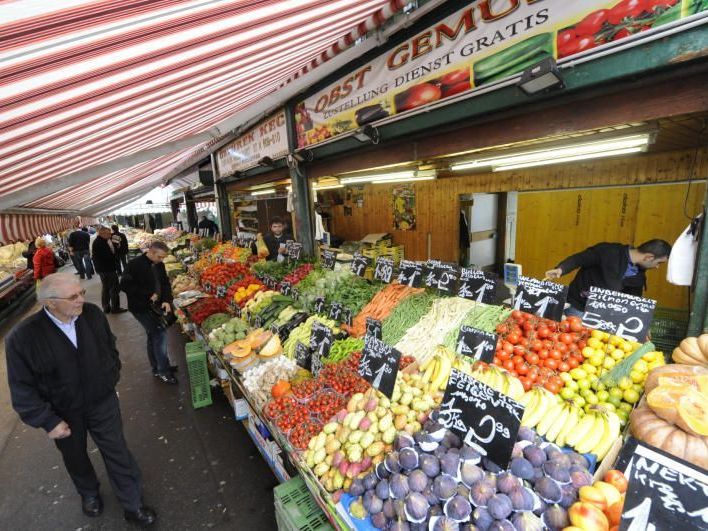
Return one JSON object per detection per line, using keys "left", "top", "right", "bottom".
{"left": 340, "top": 169, "right": 436, "bottom": 185}
{"left": 352, "top": 124, "right": 380, "bottom": 144}
{"left": 313, "top": 183, "right": 345, "bottom": 191}
{"left": 518, "top": 57, "right": 565, "bottom": 95}
{"left": 258, "top": 156, "right": 274, "bottom": 167}
{"left": 251, "top": 188, "right": 276, "bottom": 196}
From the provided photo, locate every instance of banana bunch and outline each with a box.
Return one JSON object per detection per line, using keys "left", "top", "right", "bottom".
{"left": 420, "top": 346, "right": 456, "bottom": 391}
{"left": 469, "top": 364, "right": 525, "bottom": 401}
{"left": 522, "top": 388, "right": 621, "bottom": 460}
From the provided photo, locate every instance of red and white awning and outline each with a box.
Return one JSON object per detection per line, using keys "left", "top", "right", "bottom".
{"left": 0, "top": 0, "right": 407, "bottom": 215}
{"left": 0, "top": 214, "right": 81, "bottom": 244}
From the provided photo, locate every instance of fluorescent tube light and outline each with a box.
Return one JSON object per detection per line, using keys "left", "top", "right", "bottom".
{"left": 251, "top": 188, "right": 276, "bottom": 196}
{"left": 340, "top": 170, "right": 436, "bottom": 185}
{"left": 493, "top": 146, "right": 644, "bottom": 171}
{"left": 371, "top": 174, "right": 436, "bottom": 184}
{"left": 313, "top": 184, "right": 344, "bottom": 191}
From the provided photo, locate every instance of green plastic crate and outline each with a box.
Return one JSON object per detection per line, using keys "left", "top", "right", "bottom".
{"left": 650, "top": 308, "right": 688, "bottom": 355}
{"left": 274, "top": 476, "right": 333, "bottom": 531}
{"left": 185, "top": 343, "right": 212, "bottom": 409}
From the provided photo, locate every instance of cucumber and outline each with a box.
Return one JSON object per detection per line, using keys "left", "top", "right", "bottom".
{"left": 477, "top": 53, "right": 553, "bottom": 86}
{"left": 474, "top": 33, "right": 552, "bottom": 83}
{"left": 687, "top": 0, "right": 708, "bottom": 15}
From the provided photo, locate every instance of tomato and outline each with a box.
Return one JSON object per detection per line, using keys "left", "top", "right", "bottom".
{"left": 497, "top": 350, "right": 511, "bottom": 361}
{"left": 537, "top": 326, "right": 550, "bottom": 339}
{"left": 439, "top": 68, "right": 469, "bottom": 86}
{"left": 545, "top": 358, "right": 559, "bottom": 370}
{"left": 643, "top": 0, "right": 678, "bottom": 12}
{"left": 441, "top": 80, "right": 470, "bottom": 99}
{"left": 503, "top": 342, "right": 514, "bottom": 355}
{"left": 576, "top": 35, "right": 597, "bottom": 54}
{"left": 529, "top": 340, "right": 542, "bottom": 352}
{"left": 493, "top": 356, "right": 501, "bottom": 365}
{"left": 512, "top": 355, "right": 525, "bottom": 366}
{"left": 519, "top": 377, "right": 532, "bottom": 392}
{"left": 549, "top": 349, "right": 562, "bottom": 360}
{"left": 559, "top": 333, "right": 574, "bottom": 345}
{"left": 558, "top": 361, "right": 571, "bottom": 372}
{"left": 544, "top": 381, "right": 561, "bottom": 394}
{"left": 398, "top": 83, "right": 442, "bottom": 111}
{"left": 517, "top": 363, "right": 529, "bottom": 376}
{"left": 559, "top": 321, "right": 570, "bottom": 333}
{"left": 538, "top": 349, "right": 549, "bottom": 360}
{"left": 496, "top": 324, "right": 509, "bottom": 335}
{"left": 612, "top": 28, "right": 632, "bottom": 41}
{"left": 608, "top": 0, "right": 645, "bottom": 25}
{"left": 556, "top": 342, "right": 569, "bottom": 354}
{"left": 513, "top": 345, "right": 526, "bottom": 357}
{"left": 511, "top": 310, "right": 523, "bottom": 320}
{"left": 522, "top": 321, "right": 534, "bottom": 334}
{"left": 575, "top": 10, "right": 609, "bottom": 36}
{"left": 503, "top": 359, "right": 515, "bottom": 372}
{"left": 524, "top": 352, "right": 539, "bottom": 365}
{"left": 507, "top": 332, "right": 521, "bottom": 345}
{"left": 558, "top": 28, "right": 577, "bottom": 47}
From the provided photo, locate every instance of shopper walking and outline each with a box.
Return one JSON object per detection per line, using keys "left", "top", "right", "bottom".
{"left": 92, "top": 226, "right": 126, "bottom": 314}
{"left": 5, "top": 273, "right": 156, "bottom": 527}
{"left": 545, "top": 239, "right": 671, "bottom": 317}
{"left": 120, "top": 240, "right": 177, "bottom": 384}
{"left": 33, "top": 237, "right": 56, "bottom": 282}
{"left": 111, "top": 224, "right": 129, "bottom": 273}
{"left": 21, "top": 239, "right": 36, "bottom": 270}
{"left": 68, "top": 226, "right": 92, "bottom": 279}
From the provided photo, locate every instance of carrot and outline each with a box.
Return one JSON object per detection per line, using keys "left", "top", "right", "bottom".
{"left": 342, "top": 283, "right": 424, "bottom": 337}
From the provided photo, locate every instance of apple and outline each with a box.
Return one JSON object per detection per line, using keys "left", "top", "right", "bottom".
{"left": 569, "top": 501, "right": 610, "bottom": 531}
{"left": 606, "top": 497, "right": 625, "bottom": 527}
{"left": 595, "top": 481, "right": 622, "bottom": 507}
{"left": 579, "top": 485, "right": 608, "bottom": 511}
{"left": 604, "top": 469, "right": 628, "bottom": 493}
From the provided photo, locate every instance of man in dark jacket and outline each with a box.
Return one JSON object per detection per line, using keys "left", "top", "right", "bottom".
{"left": 5, "top": 273, "right": 156, "bottom": 526}
{"left": 545, "top": 239, "right": 671, "bottom": 316}
{"left": 263, "top": 217, "right": 293, "bottom": 262}
{"left": 111, "top": 224, "right": 129, "bottom": 273}
{"left": 92, "top": 226, "right": 126, "bottom": 314}
{"left": 119, "top": 240, "right": 176, "bottom": 384}
{"left": 197, "top": 215, "right": 218, "bottom": 237}
{"left": 68, "top": 227, "right": 92, "bottom": 279}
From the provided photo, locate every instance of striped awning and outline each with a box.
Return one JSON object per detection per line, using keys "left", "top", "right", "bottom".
{"left": 0, "top": 0, "right": 408, "bottom": 215}
{"left": 0, "top": 214, "right": 85, "bottom": 244}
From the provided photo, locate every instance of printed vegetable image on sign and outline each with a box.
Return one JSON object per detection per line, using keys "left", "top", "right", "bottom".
{"left": 358, "top": 335, "right": 401, "bottom": 398}
{"left": 620, "top": 440, "right": 708, "bottom": 531}
{"left": 458, "top": 268, "right": 498, "bottom": 303}
{"left": 438, "top": 368, "right": 524, "bottom": 470}
{"left": 350, "top": 252, "right": 370, "bottom": 277}
{"left": 397, "top": 259, "right": 423, "bottom": 288}
{"left": 582, "top": 286, "right": 656, "bottom": 342}
{"left": 374, "top": 256, "right": 394, "bottom": 283}
{"left": 321, "top": 249, "right": 337, "bottom": 270}
{"left": 457, "top": 325, "right": 497, "bottom": 363}
{"left": 514, "top": 276, "right": 568, "bottom": 321}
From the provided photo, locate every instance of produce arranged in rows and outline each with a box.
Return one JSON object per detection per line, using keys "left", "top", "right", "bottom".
{"left": 241, "top": 291, "right": 294, "bottom": 327}
{"left": 343, "top": 284, "right": 423, "bottom": 337}
{"left": 222, "top": 328, "right": 283, "bottom": 373}
{"left": 199, "top": 261, "right": 251, "bottom": 295}
{"left": 206, "top": 316, "right": 249, "bottom": 352}
{"left": 282, "top": 315, "right": 341, "bottom": 359}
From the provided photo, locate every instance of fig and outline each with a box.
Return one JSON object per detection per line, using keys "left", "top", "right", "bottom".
{"left": 487, "top": 493, "right": 512, "bottom": 520}
{"left": 389, "top": 522, "right": 410, "bottom": 531}
{"left": 509, "top": 457, "right": 534, "bottom": 481}
{"left": 395, "top": 433, "right": 416, "bottom": 451}
{"left": 481, "top": 457, "right": 502, "bottom": 474}
{"left": 386, "top": 452, "right": 401, "bottom": 473}
{"left": 410, "top": 524, "right": 427, "bottom": 531}
{"left": 543, "top": 445, "right": 563, "bottom": 461}
{"left": 440, "top": 452, "right": 461, "bottom": 477}
{"left": 542, "top": 461, "right": 570, "bottom": 484}
{"left": 433, "top": 473, "right": 458, "bottom": 501}
{"left": 510, "top": 511, "right": 544, "bottom": 531}
{"left": 566, "top": 452, "right": 589, "bottom": 469}
{"left": 559, "top": 483, "right": 577, "bottom": 509}
{"left": 349, "top": 478, "right": 365, "bottom": 497}
{"left": 364, "top": 472, "right": 379, "bottom": 491}
{"left": 549, "top": 453, "right": 571, "bottom": 469}
{"left": 422, "top": 483, "right": 440, "bottom": 505}
{"left": 404, "top": 492, "right": 430, "bottom": 523}
{"left": 496, "top": 472, "right": 521, "bottom": 494}
{"left": 432, "top": 516, "right": 461, "bottom": 531}
{"left": 390, "top": 473, "right": 410, "bottom": 500}
{"left": 487, "top": 519, "right": 514, "bottom": 531}
{"left": 420, "top": 453, "right": 441, "bottom": 478}
{"left": 434, "top": 446, "right": 448, "bottom": 460}
{"left": 444, "top": 494, "right": 472, "bottom": 522}
{"left": 522, "top": 445, "right": 547, "bottom": 467}
{"left": 400, "top": 447, "right": 420, "bottom": 471}
{"left": 460, "top": 445, "right": 482, "bottom": 464}
{"left": 427, "top": 421, "right": 447, "bottom": 441}
{"left": 534, "top": 476, "right": 562, "bottom": 504}
{"left": 460, "top": 461, "right": 484, "bottom": 488}
{"left": 459, "top": 525, "right": 479, "bottom": 531}
{"left": 417, "top": 432, "right": 439, "bottom": 452}
{"left": 469, "top": 480, "right": 496, "bottom": 507}
{"left": 472, "top": 506, "right": 493, "bottom": 530}
{"left": 383, "top": 499, "right": 396, "bottom": 519}
{"left": 408, "top": 469, "right": 429, "bottom": 493}
{"left": 569, "top": 466, "right": 593, "bottom": 489}
{"left": 517, "top": 426, "right": 536, "bottom": 442}
{"left": 376, "top": 462, "right": 390, "bottom": 480}
{"left": 483, "top": 472, "right": 497, "bottom": 490}
{"left": 371, "top": 511, "right": 388, "bottom": 529}
{"left": 364, "top": 490, "right": 384, "bottom": 514}
{"left": 508, "top": 486, "right": 534, "bottom": 511}
{"left": 541, "top": 504, "right": 569, "bottom": 531}
{"left": 376, "top": 479, "right": 390, "bottom": 500}
{"left": 532, "top": 467, "right": 544, "bottom": 483}
{"left": 441, "top": 431, "right": 462, "bottom": 449}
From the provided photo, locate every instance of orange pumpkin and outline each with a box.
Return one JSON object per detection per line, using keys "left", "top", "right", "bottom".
{"left": 246, "top": 328, "right": 272, "bottom": 350}
{"left": 644, "top": 364, "right": 708, "bottom": 394}
{"left": 271, "top": 380, "right": 291, "bottom": 399}
{"left": 672, "top": 334, "right": 708, "bottom": 366}
{"left": 223, "top": 339, "right": 251, "bottom": 358}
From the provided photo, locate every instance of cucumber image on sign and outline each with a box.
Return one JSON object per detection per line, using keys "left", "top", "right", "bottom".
{"left": 473, "top": 33, "right": 553, "bottom": 86}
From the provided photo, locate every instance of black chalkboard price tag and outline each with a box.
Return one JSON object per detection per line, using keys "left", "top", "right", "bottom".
{"left": 397, "top": 260, "right": 423, "bottom": 288}
{"left": 374, "top": 256, "right": 394, "bottom": 283}
{"left": 513, "top": 276, "right": 568, "bottom": 322}
{"left": 309, "top": 322, "right": 332, "bottom": 376}
{"left": 438, "top": 369, "right": 524, "bottom": 470}
{"left": 436, "top": 263, "right": 460, "bottom": 295}
{"left": 280, "top": 280, "right": 291, "bottom": 296}
{"left": 314, "top": 296, "right": 325, "bottom": 314}
{"left": 458, "top": 268, "right": 498, "bottom": 304}
{"left": 582, "top": 287, "right": 656, "bottom": 343}
{"left": 342, "top": 307, "right": 353, "bottom": 327}
{"left": 619, "top": 439, "right": 708, "bottom": 531}
{"left": 365, "top": 317, "right": 382, "bottom": 340}
{"left": 350, "top": 253, "right": 370, "bottom": 277}
{"left": 291, "top": 287, "right": 300, "bottom": 300}
{"left": 295, "top": 341, "right": 311, "bottom": 371}
{"left": 287, "top": 241, "right": 303, "bottom": 261}
{"left": 328, "top": 302, "right": 343, "bottom": 322}
{"left": 457, "top": 326, "right": 497, "bottom": 363}
{"left": 321, "top": 249, "right": 337, "bottom": 270}
{"left": 423, "top": 260, "right": 441, "bottom": 288}
{"left": 358, "top": 335, "right": 401, "bottom": 399}
{"left": 233, "top": 305, "right": 242, "bottom": 318}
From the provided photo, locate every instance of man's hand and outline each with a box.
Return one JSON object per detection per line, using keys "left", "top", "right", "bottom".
{"left": 545, "top": 268, "right": 563, "bottom": 280}
{"left": 48, "top": 421, "right": 71, "bottom": 440}
{"left": 150, "top": 293, "right": 159, "bottom": 302}
{"left": 161, "top": 302, "right": 172, "bottom": 313}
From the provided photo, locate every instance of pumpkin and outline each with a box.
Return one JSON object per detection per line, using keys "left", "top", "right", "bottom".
{"left": 646, "top": 384, "right": 708, "bottom": 436}
{"left": 630, "top": 402, "right": 708, "bottom": 469}
{"left": 672, "top": 334, "right": 708, "bottom": 366}
{"left": 246, "top": 328, "right": 272, "bottom": 350}
{"left": 271, "top": 380, "right": 291, "bottom": 399}
{"left": 258, "top": 335, "right": 282, "bottom": 359}
{"left": 644, "top": 364, "right": 708, "bottom": 394}
{"left": 223, "top": 339, "right": 252, "bottom": 358}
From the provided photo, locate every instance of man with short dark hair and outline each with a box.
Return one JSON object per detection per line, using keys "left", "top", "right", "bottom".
{"left": 197, "top": 215, "right": 218, "bottom": 237}
{"left": 6, "top": 273, "right": 156, "bottom": 526}
{"left": 92, "top": 226, "right": 126, "bottom": 314}
{"left": 263, "top": 217, "right": 293, "bottom": 262}
{"left": 545, "top": 239, "right": 671, "bottom": 316}
{"left": 120, "top": 241, "right": 177, "bottom": 384}
{"left": 111, "top": 224, "right": 129, "bottom": 273}
{"left": 68, "top": 227, "right": 92, "bottom": 279}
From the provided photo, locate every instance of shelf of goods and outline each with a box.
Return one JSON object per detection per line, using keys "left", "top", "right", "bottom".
{"left": 170, "top": 242, "right": 705, "bottom": 531}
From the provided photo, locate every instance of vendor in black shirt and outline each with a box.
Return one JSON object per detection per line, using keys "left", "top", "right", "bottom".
{"left": 545, "top": 239, "right": 671, "bottom": 317}
{"left": 263, "top": 217, "right": 293, "bottom": 262}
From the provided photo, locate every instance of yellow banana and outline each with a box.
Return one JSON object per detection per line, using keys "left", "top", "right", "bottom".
{"left": 590, "top": 411, "right": 620, "bottom": 460}
{"left": 555, "top": 405, "right": 581, "bottom": 447}
{"left": 574, "top": 413, "right": 606, "bottom": 454}
{"left": 545, "top": 404, "right": 571, "bottom": 444}
{"left": 566, "top": 411, "right": 597, "bottom": 448}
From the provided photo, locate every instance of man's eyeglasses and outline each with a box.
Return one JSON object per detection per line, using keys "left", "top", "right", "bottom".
{"left": 50, "top": 289, "right": 86, "bottom": 301}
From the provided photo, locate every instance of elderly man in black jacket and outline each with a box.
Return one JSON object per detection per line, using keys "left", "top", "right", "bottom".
{"left": 92, "top": 226, "right": 126, "bottom": 314}
{"left": 5, "top": 273, "right": 156, "bottom": 526}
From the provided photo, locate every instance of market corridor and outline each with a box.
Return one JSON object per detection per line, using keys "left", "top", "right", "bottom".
{"left": 0, "top": 273, "right": 277, "bottom": 530}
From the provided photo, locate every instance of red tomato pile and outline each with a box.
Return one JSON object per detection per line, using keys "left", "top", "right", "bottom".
{"left": 200, "top": 262, "right": 250, "bottom": 294}
{"left": 282, "top": 263, "right": 314, "bottom": 286}
{"left": 557, "top": 0, "right": 679, "bottom": 58}
{"left": 493, "top": 311, "right": 590, "bottom": 393}
{"left": 308, "top": 390, "right": 347, "bottom": 422}
{"left": 187, "top": 297, "right": 229, "bottom": 325}
{"left": 289, "top": 418, "right": 324, "bottom": 450}
{"left": 319, "top": 363, "right": 370, "bottom": 397}
{"left": 291, "top": 379, "right": 324, "bottom": 400}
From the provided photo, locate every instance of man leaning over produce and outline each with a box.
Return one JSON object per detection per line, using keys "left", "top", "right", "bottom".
{"left": 545, "top": 239, "right": 671, "bottom": 317}
{"left": 5, "top": 273, "right": 157, "bottom": 527}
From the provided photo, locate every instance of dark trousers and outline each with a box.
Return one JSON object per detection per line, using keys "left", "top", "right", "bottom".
{"left": 54, "top": 393, "right": 143, "bottom": 511}
{"left": 132, "top": 311, "right": 171, "bottom": 375}
{"left": 117, "top": 254, "right": 128, "bottom": 274}
{"left": 74, "top": 250, "right": 92, "bottom": 279}
{"left": 98, "top": 271, "right": 120, "bottom": 311}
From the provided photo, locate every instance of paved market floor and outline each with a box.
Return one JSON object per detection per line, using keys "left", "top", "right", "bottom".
{"left": 0, "top": 271, "right": 278, "bottom": 530}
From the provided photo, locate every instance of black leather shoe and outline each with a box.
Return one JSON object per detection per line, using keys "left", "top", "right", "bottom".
{"left": 124, "top": 506, "right": 157, "bottom": 527}
{"left": 169, "top": 364, "right": 179, "bottom": 373}
{"left": 81, "top": 494, "right": 103, "bottom": 517}
{"left": 112, "top": 308, "right": 128, "bottom": 314}
{"left": 157, "top": 374, "right": 177, "bottom": 385}
{"left": 103, "top": 307, "right": 111, "bottom": 314}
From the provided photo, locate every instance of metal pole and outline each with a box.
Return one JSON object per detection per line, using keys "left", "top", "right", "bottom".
{"left": 687, "top": 181, "right": 708, "bottom": 336}
{"left": 212, "top": 154, "right": 232, "bottom": 240}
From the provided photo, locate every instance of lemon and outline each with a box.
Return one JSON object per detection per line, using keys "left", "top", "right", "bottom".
{"left": 590, "top": 331, "right": 604, "bottom": 341}
{"left": 623, "top": 388, "right": 640, "bottom": 404}
{"left": 611, "top": 349, "right": 625, "bottom": 361}
{"left": 609, "top": 335, "right": 622, "bottom": 347}
{"left": 622, "top": 342, "right": 634, "bottom": 353}
{"left": 618, "top": 402, "right": 633, "bottom": 413}
{"left": 632, "top": 360, "right": 649, "bottom": 374}
{"left": 603, "top": 357, "right": 616, "bottom": 370}
{"left": 632, "top": 383, "right": 644, "bottom": 395}
{"left": 618, "top": 377, "right": 633, "bottom": 390}
{"left": 609, "top": 387, "right": 624, "bottom": 400}
{"left": 608, "top": 395, "right": 623, "bottom": 408}
{"left": 560, "top": 387, "right": 576, "bottom": 400}
{"left": 581, "top": 346, "right": 595, "bottom": 358}
{"left": 630, "top": 370, "right": 645, "bottom": 384}
{"left": 589, "top": 352, "right": 605, "bottom": 367}
{"left": 642, "top": 351, "right": 658, "bottom": 362}
{"left": 585, "top": 393, "right": 599, "bottom": 405}
{"left": 647, "top": 360, "right": 666, "bottom": 371}
{"left": 565, "top": 380, "right": 580, "bottom": 392}
{"left": 570, "top": 368, "right": 588, "bottom": 380}
{"left": 559, "top": 372, "right": 573, "bottom": 383}
{"left": 582, "top": 363, "right": 598, "bottom": 376}
{"left": 600, "top": 402, "right": 616, "bottom": 412}
{"left": 573, "top": 395, "right": 586, "bottom": 408}
{"left": 578, "top": 378, "right": 592, "bottom": 391}
{"left": 587, "top": 337, "right": 602, "bottom": 349}
{"left": 597, "top": 390, "right": 610, "bottom": 402}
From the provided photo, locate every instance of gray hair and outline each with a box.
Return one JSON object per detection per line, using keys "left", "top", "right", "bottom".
{"left": 37, "top": 273, "right": 80, "bottom": 301}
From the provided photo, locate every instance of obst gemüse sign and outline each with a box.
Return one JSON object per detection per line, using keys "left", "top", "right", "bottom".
{"left": 293, "top": 1, "right": 703, "bottom": 148}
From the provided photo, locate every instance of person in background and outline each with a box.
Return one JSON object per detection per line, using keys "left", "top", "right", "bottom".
{"left": 5, "top": 273, "right": 156, "bottom": 527}
{"left": 197, "top": 215, "right": 218, "bottom": 237}
{"left": 119, "top": 241, "right": 177, "bottom": 384}
{"left": 545, "top": 239, "right": 672, "bottom": 317}
{"left": 22, "top": 239, "right": 36, "bottom": 270}
{"left": 68, "top": 226, "right": 92, "bottom": 279}
{"left": 33, "top": 237, "right": 56, "bottom": 282}
{"left": 92, "top": 226, "right": 126, "bottom": 314}
{"left": 263, "top": 217, "right": 293, "bottom": 262}
{"left": 111, "top": 225, "right": 129, "bottom": 274}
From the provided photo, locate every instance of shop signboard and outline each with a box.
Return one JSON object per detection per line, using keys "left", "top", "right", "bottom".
{"left": 457, "top": 325, "right": 497, "bottom": 362}
{"left": 216, "top": 110, "right": 288, "bottom": 178}
{"left": 295, "top": 1, "right": 707, "bottom": 148}
{"left": 582, "top": 286, "right": 656, "bottom": 342}
{"left": 514, "top": 276, "right": 568, "bottom": 321}
{"left": 359, "top": 335, "right": 401, "bottom": 399}
{"left": 438, "top": 368, "right": 524, "bottom": 470}
{"left": 458, "top": 268, "right": 498, "bottom": 303}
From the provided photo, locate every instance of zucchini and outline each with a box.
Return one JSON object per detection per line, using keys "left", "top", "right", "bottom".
{"left": 474, "top": 33, "right": 552, "bottom": 84}
{"left": 477, "top": 53, "right": 554, "bottom": 86}
{"left": 654, "top": 2, "right": 683, "bottom": 26}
